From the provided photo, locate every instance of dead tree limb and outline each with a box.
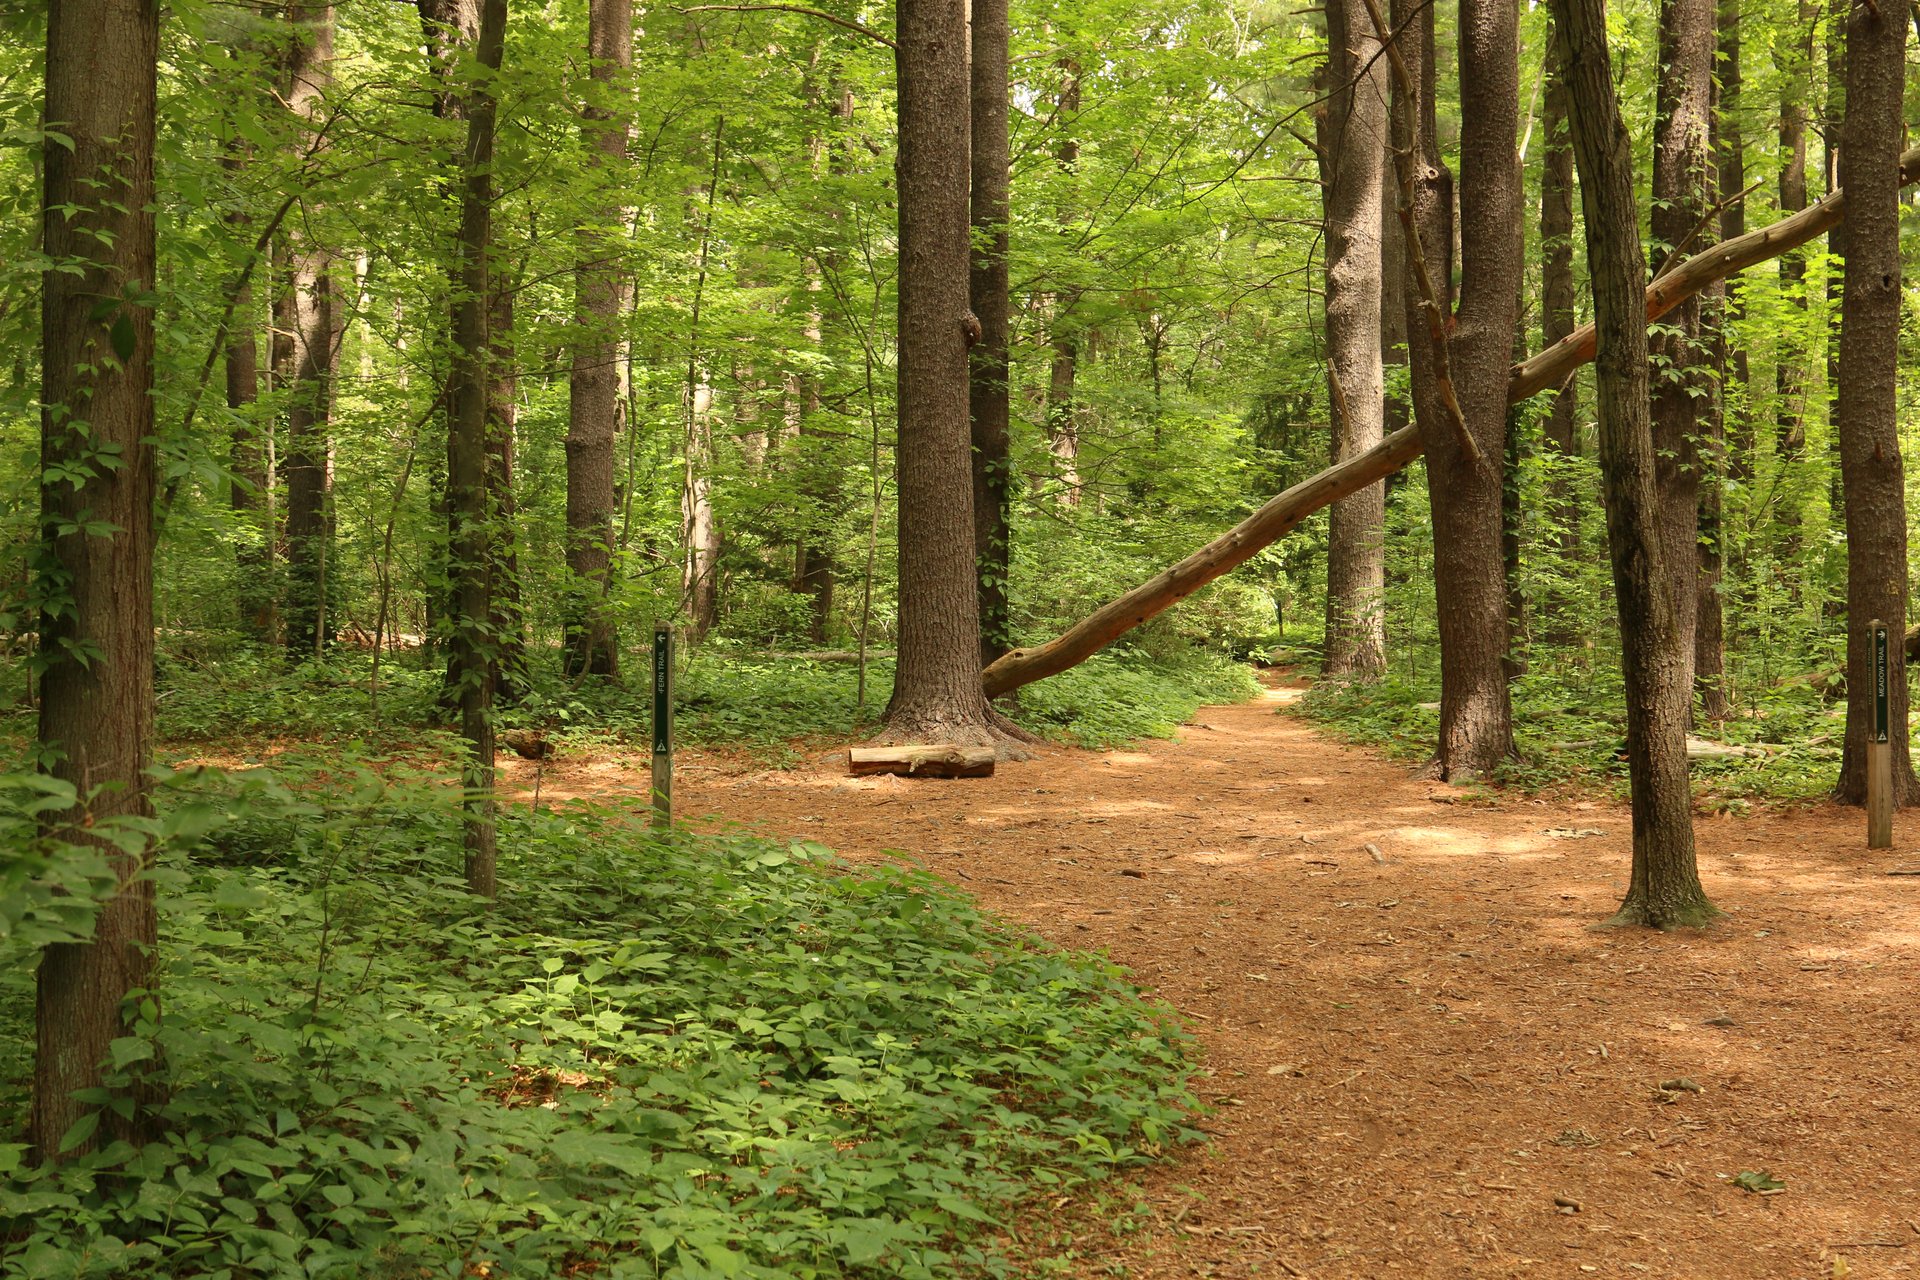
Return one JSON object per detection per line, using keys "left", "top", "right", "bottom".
{"left": 980, "top": 143, "right": 1920, "bottom": 701}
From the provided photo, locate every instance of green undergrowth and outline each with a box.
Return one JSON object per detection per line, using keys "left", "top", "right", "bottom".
{"left": 122, "top": 637, "right": 1261, "bottom": 762}
{"left": 0, "top": 768, "right": 1202, "bottom": 1279}
{"left": 1006, "top": 649, "right": 1261, "bottom": 748}
{"left": 1295, "top": 666, "right": 1851, "bottom": 806}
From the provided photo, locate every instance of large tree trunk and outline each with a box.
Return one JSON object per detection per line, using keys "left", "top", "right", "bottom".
{"left": 1834, "top": 0, "right": 1916, "bottom": 805}
{"left": 883, "top": 0, "right": 998, "bottom": 744}
{"left": 33, "top": 0, "right": 161, "bottom": 1160}
{"left": 280, "top": 1, "right": 337, "bottom": 661}
{"left": 1539, "top": 21, "right": 1581, "bottom": 643}
{"left": 447, "top": 0, "right": 507, "bottom": 898}
{"left": 563, "top": 0, "right": 632, "bottom": 679}
{"left": 1648, "top": 0, "right": 1714, "bottom": 697}
{"left": 1414, "top": 0, "right": 1520, "bottom": 778}
{"left": 978, "top": 144, "right": 1920, "bottom": 701}
{"left": 1551, "top": 0, "right": 1716, "bottom": 929}
{"left": 969, "top": 0, "right": 1013, "bottom": 669}
{"left": 1318, "top": 0, "right": 1389, "bottom": 681}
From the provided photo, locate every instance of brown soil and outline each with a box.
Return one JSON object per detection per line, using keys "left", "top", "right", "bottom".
{"left": 499, "top": 676, "right": 1920, "bottom": 1280}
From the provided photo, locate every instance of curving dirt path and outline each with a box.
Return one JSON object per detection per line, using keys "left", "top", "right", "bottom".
{"left": 503, "top": 677, "right": 1920, "bottom": 1279}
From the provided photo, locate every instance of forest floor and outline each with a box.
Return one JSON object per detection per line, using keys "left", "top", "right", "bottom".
{"left": 490, "top": 672, "right": 1920, "bottom": 1280}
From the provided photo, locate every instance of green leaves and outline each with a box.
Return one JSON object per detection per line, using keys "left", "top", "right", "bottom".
{"left": 0, "top": 782, "right": 1199, "bottom": 1278}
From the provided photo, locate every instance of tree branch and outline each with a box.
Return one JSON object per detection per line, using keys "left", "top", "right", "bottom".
{"left": 673, "top": 4, "right": 895, "bottom": 49}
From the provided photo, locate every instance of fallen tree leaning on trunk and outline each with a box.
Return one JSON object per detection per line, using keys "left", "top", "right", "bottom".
{"left": 980, "top": 144, "right": 1920, "bottom": 701}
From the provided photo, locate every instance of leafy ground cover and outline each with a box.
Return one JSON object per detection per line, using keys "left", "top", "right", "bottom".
{"left": 1296, "top": 663, "right": 1850, "bottom": 806}
{"left": 0, "top": 768, "right": 1201, "bottom": 1279}
{"left": 94, "top": 638, "right": 1259, "bottom": 762}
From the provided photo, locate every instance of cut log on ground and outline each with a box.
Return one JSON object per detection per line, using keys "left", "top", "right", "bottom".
{"left": 980, "top": 144, "right": 1920, "bottom": 702}
{"left": 849, "top": 745, "right": 996, "bottom": 778}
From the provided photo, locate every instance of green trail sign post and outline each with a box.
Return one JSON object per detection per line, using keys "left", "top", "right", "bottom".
{"left": 652, "top": 620, "right": 673, "bottom": 830}
{"left": 1869, "top": 619, "right": 1892, "bottom": 849}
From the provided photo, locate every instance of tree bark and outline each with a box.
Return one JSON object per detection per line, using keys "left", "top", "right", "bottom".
{"left": 1550, "top": 0, "right": 1716, "bottom": 928}
{"left": 1776, "top": 1, "right": 1814, "bottom": 564}
{"left": 884, "top": 0, "right": 998, "bottom": 744}
{"left": 682, "top": 377, "right": 719, "bottom": 639}
{"left": 33, "top": 0, "right": 162, "bottom": 1160}
{"left": 446, "top": 0, "right": 507, "bottom": 898}
{"left": 1318, "top": 0, "right": 1389, "bottom": 681}
{"left": 224, "top": 129, "right": 275, "bottom": 642}
{"left": 1834, "top": 0, "right": 1915, "bottom": 804}
{"left": 1824, "top": 0, "right": 1846, "bottom": 534}
{"left": 969, "top": 0, "right": 1013, "bottom": 669}
{"left": 1044, "top": 65, "right": 1083, "bottom": 507}
{"left": 1539, "top": 21, "right": 1581, "bottom": 641}
{"left": 1648, "top": 0, "right": 1714, "bottom": 697}
{"left": 1414, "top": 0, "right": 1519, "bottom": 778}
{"left": 279, "top": 1, "right": 338, "bottom": 661}
{"left": 487, "top": 283, "right": 528, "bottom": 702}
{"left": 564, "top": 0, "right": 632, "bottom": 679}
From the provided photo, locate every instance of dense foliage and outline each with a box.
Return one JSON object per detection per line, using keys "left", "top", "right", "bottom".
{"left": 0, "top": 770, "right": 1199, "bottom": 1277}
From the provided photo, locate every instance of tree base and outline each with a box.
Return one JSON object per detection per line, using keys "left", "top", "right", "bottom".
{"left": 1600, "top": 896, "right": 1724, "bottom": 931}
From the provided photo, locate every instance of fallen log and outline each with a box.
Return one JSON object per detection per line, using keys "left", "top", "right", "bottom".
{"left": 981, "top": 145, "right": 1920, "bottom": 701}
{"left": 849, "top": 744, "right": 996, "bottom": 778}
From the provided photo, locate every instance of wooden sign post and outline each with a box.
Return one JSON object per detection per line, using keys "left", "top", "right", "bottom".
{"left": 651, "top": 620, "right": 673, "bottom": 830}
{"left": 1869, "top": 618, "right": 1892, "bottom": 850}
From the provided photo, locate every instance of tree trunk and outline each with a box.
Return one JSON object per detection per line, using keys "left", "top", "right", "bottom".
{"left": 1044, "top": 66, "right": 1083, "bottom": 507}
{"left": 1550, "top": 0, "right": 1716, "bottom": 929}
{"left": 682, "top": 377, "right": 719, "bottom": 639}
{"left": 1834, "top": 0, "right": 1915, "bottom": 804}
{"left": 224, "top": 133, "right": 275, "bottom": 642}
{"left": 487, "top": 283, "right": 528, "bottom": 702}
{"left": 280, "top": 1, "right": 337, "bottom": 661}
{"left": 793, "top": 83, "right": 852, "bottom": 645}
{"left": 1318, "top": 0, "right": 1389, "bottom": 681}
{"left": 1696, "top": 3, "right": 1741, "bottom": 723}
{"left": 884, "top": 0, "right": 998, "bottom": 744}
{"left": 970, "top": 0, "right": 1013, "bottom": 669}
{"left": 1776, "top": 2, "right": 1813, "bottom": 564}
{"left": 1539, "top": 21, "right": 1581, "bottom": 642}
{"left": 1648, "top": 0, "right": 1714, "bottom": 697}
{"left": 33, "top": 0, "right": 161, "bottom": 1160}
{"left": 564, "top": 0, "right": 631, "bottom": 679}
{"left": 1410, "top": 0, "right": 1519, "bottom": 778}
{"left": 447, "top": 0, "right": 507, "bottom": 898}
{"left": 1824, "top": 0, "right": 1846, "bottom": 537}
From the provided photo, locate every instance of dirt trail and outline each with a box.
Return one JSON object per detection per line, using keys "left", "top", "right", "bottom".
{"left": 504, "top": 677, "right": 1920, "bottom": 1279}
